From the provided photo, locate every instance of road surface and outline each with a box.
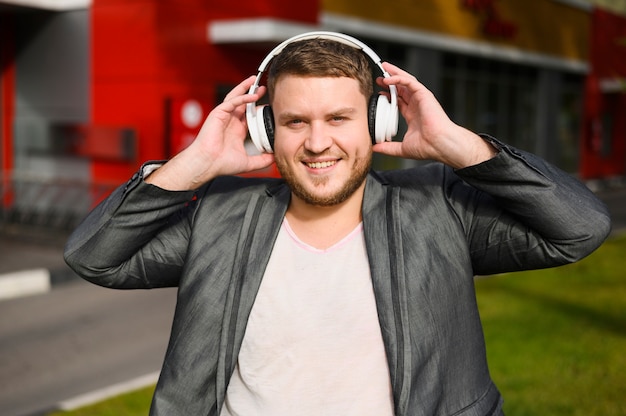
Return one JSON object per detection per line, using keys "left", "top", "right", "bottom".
{"left": 0, "top": 279, "right": 177, "bottom": 416}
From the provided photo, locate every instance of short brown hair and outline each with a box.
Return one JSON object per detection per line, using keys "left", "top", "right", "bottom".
{"left": 266, "top": 37, "right": 374, "bottom": 103}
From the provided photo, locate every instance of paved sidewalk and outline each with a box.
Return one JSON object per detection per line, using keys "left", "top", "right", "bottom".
{"left": 1, "top": 182, "right": 624, "bottom": 301}
{"left": 0, "top": 225, "right": 74, "bottom": 301}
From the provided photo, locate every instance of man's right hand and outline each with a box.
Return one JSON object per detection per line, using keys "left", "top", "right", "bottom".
{"left": 146, "top": 76, "right": 276, "bottom": 191}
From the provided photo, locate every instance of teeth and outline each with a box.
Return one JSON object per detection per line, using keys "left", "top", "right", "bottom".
{"left": 307, "top": 161, "right": 336, "bottom": 169}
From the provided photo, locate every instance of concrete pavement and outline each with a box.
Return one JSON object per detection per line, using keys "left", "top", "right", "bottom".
{"left": 0, "top": 225, "right": 74, "bottom": 301}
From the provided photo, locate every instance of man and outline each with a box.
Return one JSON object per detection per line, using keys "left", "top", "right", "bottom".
{"left": 64, "top": 33, "right": 610, "bottom": 416}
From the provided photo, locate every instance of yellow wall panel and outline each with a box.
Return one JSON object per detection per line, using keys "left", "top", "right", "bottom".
{"left": 323, "top": 0, "right": 589, "bottom": 61}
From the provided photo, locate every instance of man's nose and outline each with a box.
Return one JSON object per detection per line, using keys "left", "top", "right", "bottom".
{"left": 304, "top": 122, "right": 333, "bottom": 153}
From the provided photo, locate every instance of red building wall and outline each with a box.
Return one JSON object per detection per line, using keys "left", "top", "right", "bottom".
{"left": 89, "top": 0, "right": 318, "bottom": 184}
{"left": 1, "top": 15, "right": 15, "bottom": 207}
{"left": 580, "top": 8, "right": 626, "bottom": 179}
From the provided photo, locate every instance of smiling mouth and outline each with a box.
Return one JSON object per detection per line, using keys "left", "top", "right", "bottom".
{"left": 305, "top": 160, "right": 338, "bottom": 169}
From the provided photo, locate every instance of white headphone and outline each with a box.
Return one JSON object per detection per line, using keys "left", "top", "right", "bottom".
{"left": 246, "top": 31, "right": 399, "bottom": 153}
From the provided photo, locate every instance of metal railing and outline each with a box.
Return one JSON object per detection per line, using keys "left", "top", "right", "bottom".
{"left": 0, "top": 172, "right": 117, "bottom": 232}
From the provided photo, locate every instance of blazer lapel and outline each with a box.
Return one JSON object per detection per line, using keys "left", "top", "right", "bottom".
{"left": 362, "top": 173, "right": 412, "bottom": 414}
{"left": 215, "top": 183, "right": 290, "bottom": 409}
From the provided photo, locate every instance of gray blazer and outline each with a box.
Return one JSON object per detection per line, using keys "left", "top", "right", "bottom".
{"left": 65, "top": 138, "right": 610, "bottom": 416}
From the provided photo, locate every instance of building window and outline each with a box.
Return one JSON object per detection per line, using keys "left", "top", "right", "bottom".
{"left": 442, "top": 53, "right": 538, "bottom": 153}
{"left": 558, "top": 74, "right": 584, "bottom": 172}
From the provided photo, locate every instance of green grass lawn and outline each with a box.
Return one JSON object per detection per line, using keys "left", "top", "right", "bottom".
{"left": 47, "top": 386, "right": 155, "bottom": 416}
{"left": 476, "top": 234, "right": 626, "bottom": 415}
{"left": 49, "top": 235, "right": 626, "bottom": 416}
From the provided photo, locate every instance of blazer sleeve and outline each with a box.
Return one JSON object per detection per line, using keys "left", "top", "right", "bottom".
{"left": 451, "top": 136, "right": 611, "bottom": 275}
{"left": 63, "top": 163, "right": 197, "bottom": 289}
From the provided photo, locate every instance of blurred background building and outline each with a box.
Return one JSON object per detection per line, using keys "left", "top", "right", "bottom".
{"left": 1, "top": 0, "right": 625, "bottom": 229}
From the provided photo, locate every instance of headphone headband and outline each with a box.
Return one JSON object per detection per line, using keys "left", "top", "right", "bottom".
{"left": 257, "top": 31, "right": 386, "bottom": 74}
{"left": 246, "top": 31, "right": 398, "bottom": 153}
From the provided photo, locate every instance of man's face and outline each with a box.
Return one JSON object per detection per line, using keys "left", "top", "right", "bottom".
{"left": 272, "top": 75, "right": 372, "bottom": 207}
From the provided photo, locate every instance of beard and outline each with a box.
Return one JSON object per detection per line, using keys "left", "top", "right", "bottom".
{"left": 276, "top": 149, "right": 372, "bottom": 207}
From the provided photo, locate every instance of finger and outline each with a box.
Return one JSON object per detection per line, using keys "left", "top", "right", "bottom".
{"left": 246, "top": 154, "right": 276, "bottom": 172}
{"left": 223, "top": 75, "right": 257, "bottom": 102}
{"left": 218, "top": 86, "right": 266, "bottom": 114}
{"left": 382, "top": 62, "right": 418, "bottom": 79}
{"left": 383, "top": 74, "right": 421, "bottom": 92}
{"left": 372, "top": 141, "right": 405, "bottom": 158}
{"left": 380, "top": 63, "right": 423, "bottom": 91}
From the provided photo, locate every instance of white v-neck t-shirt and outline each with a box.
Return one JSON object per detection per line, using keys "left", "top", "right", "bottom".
{"left": 220, "top": 219, "right": 394, "bottom": 416}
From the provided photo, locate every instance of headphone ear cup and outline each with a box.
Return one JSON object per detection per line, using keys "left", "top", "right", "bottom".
{"left": 246, "top": 102, "right": 263, "bottom": 153}
{"left": 368, "top": 94, "right": 391, "bottom": 144}
{"left": 253, "top": 105, "right": 273, "bottom": 153}
{"left": 374, "top": 94, "right": 392, "bottom": 144}
{"left": 367, "top": 95, "right": 378, "bottom": 145}
{"left": 263, "top": 106, "right": 275, "bottom": 151}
